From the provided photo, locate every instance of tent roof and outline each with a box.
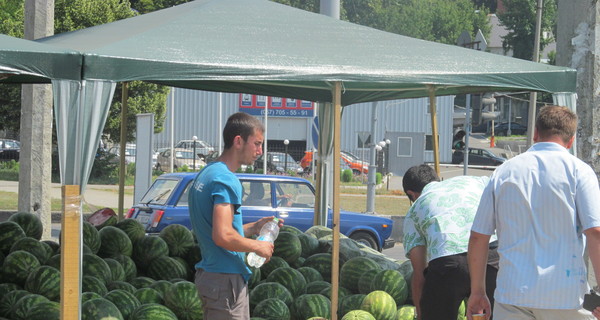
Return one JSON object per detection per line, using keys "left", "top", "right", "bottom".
{"left": 34, "top": 0, "right": 575, "bottom": 105}
{"left": 0, "top": 34, "right": 81, "bottom": 82}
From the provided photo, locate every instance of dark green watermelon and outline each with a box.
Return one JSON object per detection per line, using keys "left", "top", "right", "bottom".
{"left": 360, "top": 290, "right": 397, "bottom": 320}
{"left": 104, "top": 289, "right": 141, "bottom": 320}
{"left": 249, "top": 282, "right": 293, "bottom": 310}
{"left": 159, "top": 224, "right": 195, "bottom": 258}
{"left": 82, "top": 253, "right": 112, "bottom": 285}
{"left": 107, "top": 280, "right": 137, "bottom": 294}
{"left": 134, "top": 287, "right": 163, "bottom": 304}
{"left": 98, "top": 226, "right": 133, "bottom": 258}
{"left": 10, "top": 237, "right": 52, "bottom": 264}
{"left": 8, "top": 212, "right": 43, "bottom": 240}
{"left": 25, "top": 265, "right": 61, "bottom": 301}
{"left": 129, "top": 303, "right": 178, "bottom": 320}
{"left": 129, "top": 276, "right": 156, "bottom": 289}
{"left": 297, "top": 266, "right": 323, "bottom": 283}
{"left": 259, "top": 256, "right": 289, "bottom": 279}
{"left": 114, "top": 218, "right": 146, "bottom": 243}
{"left": 44, "top": 254, "right": 61, "bottom": 270}
{"left": 9, "top": 293, "right": 49, "bottom": 320}
{"left": 104, "top": 258, "right": 126, "bottom": 282}
{"left": 41, "top": 240, "right": 60, "bottom": 255}
{"left": 146, "top": 255, "right": 188, "bottom": 281}
{"left": 253, "top": 298, "right": 290, "bottom": 320}
{"left": 26, "top": 300, "right": 60, "bottom": 320}
{"left": 81, "top": 292, "right": 103, "bottom": 303}
{"left": 371, "top": 269, "right": 408, "bottom": 306}
{"left": 338, "top": 294, "right": 367, "bottom": 319}
{"left": 0, "top": 290, "right": 29, "bottom": 318}
{"left": 2, "top": 250, "right": 41, "bottom": 286}
{"left": 82, "top": 221, "right": 101, "bottom": 254}
{"left": 82, "top": 275, "right": 108, "bottom": 296}
{"left": 340, "top": 256, "right": 382, "bottom": 294}
{"left": 112, "top": 254, "right": 137, "bottom": 281}
{"left": 298, "top": 233, "right": 320, "bottom": 258}
{"left": 291, "top": 293, "right": 331, "bottom": 320}
{"left": 81, "top": 298, "right": 124, "bottom": 320}
{"left": 0, "top": 221, "right": 26, "bottom": 255}
{"left": 163, "top": 281, "right": 203, "bottom": 320}
{"left": 149, "top": 280, "right": 174, "bottom": 298}
{"left": 132, "top": 236, "right": 169, "bottom": 270}
{"left": 305, "top": 281, "right": 331, "bottom": 294}
{"left": 266, "top": 267, "right": 306, "bottom": 298}
{"left": 273, "top": 231, "right": 302, "bottom": 264}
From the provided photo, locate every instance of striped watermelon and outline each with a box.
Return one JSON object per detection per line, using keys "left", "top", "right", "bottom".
{"left": 26, "top": 300, "right": 60, "bottom": 320}
{"left": 104, "top": 258, "right": 126, "bottom": 282}
{"left": 292, "top": 293, "right": 331, "bottom": 320}
{"left": 253, "top": 298, "right": 290, "bottom": 320}
{"left": 8, "top": 212, "right": 43, "bottom": 240}
{"left": 303, "top": 253, "right": 335, "bottom": 281}
{"left": 305, "top": 281, "right": 330, "bottom": 294}
{"left": 163, "top": 280, "right": 203, "bottom": 320}
{"left": 0, "top": 283, "right": 21, "bottom": 300}
{"left": 248, "top": 266, "right": 261, "bottom": 290}
{"left": 360, "top": 290, "right": 397, "bottom": 320}
{"left": 342, "top": 310, "right": 376, "bottom": 320}
{"left": 132, "top": 236, "right": 169, "bottom": 269}
{"left": 371, "top": 269, "right": 408, "bottom": 306}
{"left": 297, "top": 266, "right": 323, "bottom": 283}
{"left": 82, "top": 275, "right": 108, "bottom": 296}
{"left": 41, "top": 240, "right": 60, "bottom": 254}
{"left": 0, "top": 290, "right": 29, "bottom": 317}
{"left": 25, "top": 265, "right": 60, "bottom": 301}
{"left": 259, "top": 256, "right": 289, "bottom": 279}
{"left": 129, "top": 303, "right": 178, "bottom": 320}
{"left": 82, "top": 253, "right": 112, "bottom": 285}
{"left": 266, "top": 267, "right": 307, "bottom": 298}
{"left": 273, "top": 231, "right": 302, "bottom": 263}
{"left": 98, "top": 226, "right": 133, "bottom": 258}
{"left": 146, "top": 256, "right": 188, "bottom": 281}
{"left": 319, "top": 285, "right": 351, "bottom": 301}
{"left": 149, "top": 280, "right": 174, "bottom": 298}
{"left": 249, "top": 282, "right": 293, "bottom": 310}
{"left": 396, "top": 304, "right": 416, "bottom": 320}
{"left": 340, "top": 256, "right": 382, "bottom": 293}
{"left": 338, "top": 294, "right": 367, "bottom": 319}
{"left": 0, "top": 221, "right": 26, "bottom": 254}
{"left": 81, "top": 298, "right": 124, "bottom": 320}
{"left": 183, "top": 244, "right": 202, "bottom": 270}
{"left": 357, "top": 269, "right": 381, "bottom": 294}
{"left": 81, "top": 292, "right": 103, "bottom": 303}
{"left": 104, "top": 289, "right": 141, "bottom": 320}
{"left": 159, "top": 224, "right": 195, "bottom": 258}
{"left": 289, "top": 256, "right": 305, "bottom": 269}
{"left": 280, "top": 225, "right": 303, "bottom": 235}
{"left": 10, "top": 237, "right": 51, "bottom": 264}
{"left": 134, "top": 287, "right": 163, "bottom": 304}
{"left": 173, "top": 256, "right": 194, "bottom": 281}
{"left": 9, "top": 293, "right": 49, "bottom": 320}
{"left": 115, "top": 218, "right": 146, "bottom": 243}
{"left": 130, "top": 276, "right": 156, "bottom": 289}
{"left": 298, "top": 233, "right": 319, "bottom": 258}
{"left": 112, "top": 254, "right": 138, "bottom": 281}
{"left": 107, "top": 280, "right": 137, "bottom": 294}
{"left": 88, "top": 208, "right": 118, "bottom": 230}
{"left": 82, "top": 221, "right": 101, "bottom": 254}
{"left": 2, "top": 250, "right": 40, "bottom": 286}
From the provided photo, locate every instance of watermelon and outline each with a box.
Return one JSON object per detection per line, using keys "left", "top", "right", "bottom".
{"left": 273, "top": 231, "right": 302, "bottom": 263}
{"left": 2, "top": 250, "right": 40, "bottom": 286}
{"left": 44, "top": 254, "right": 61, "bottom": 270}
{"left": 338, "top": 294, "right": 367, "bottom": 319}
{"left": 371, "top": 269, "right": 408, "bottom": 306}
{"left": 0, "top": 221, "right": 26, "bottom": 254}
{"left": 25, "top": 265, "right": 61, "bottom": 301}
{"left": 163, "top": 280, "right": 203, "bottom": 320}
{"left": 342, "top": 310, "right": 376, "bottom": 320}
{"left": 8, "top": 212, "right": 43, "bottom": 240}
{"left": 134, "top": 287, "right": 163, "bottom": 304}
{"left": 146, "top": 255, "right": 188, "bottom": 281}
{"left": 98, "top": 226, "right": 133, "bottom": 258}
{"left": 303, "top": 253, "right": 336, "bottom": 280}
{"left": 259, "top": 256, "right": 289, "bottom": 279}
{"left": 107, "top": 281, "right": 138, "bottom": 294}
{"left": 112, "top": 254, "right": 137, "bottom": 281}
{"left": 10, "top": 237, "right": 51, "bottom": 264}
{"left": 298, "top": 233, "right": 319, "bottom": 258}
{"left": 88, "top": 208, "right": 118, "bottom": 230}
{"left": 253, "top": 298, "right": 290, "bottom": 320}
{"left": 41, "top": 240, "right": 60, "bottom": 255}
{"left": 360, "top": 290, "right": 397, "bottom": 320}
{"left": 173, "top": 256, "right": 194, "bottom": 281}
{"left": 340, "top": 256, "right": 382, "bottom": 293}
{"left": 159, "top": 224, "right": 195, "bottom": 258}
{"left": 9, "top": 293, "right": 49, "bottom": 320}
{"left": 26, "top": 300, "right": 60, "bottom": 320}
{"left": 130, "top": 276, "right": 156, "bottom": 289}
{"left": 266, "top": 267, "right": 307, "bottom": 298}
{"left": 305, "top": 280, "right": 331, "bottom": 294}
{"left": 298, "top": 266, "right": 323, "bottom": 283}
{"left": 289, "top": 256, "right": 305, "bottom": 269}
{"left": 81, "top": 292, "right": 103, "bottom": 303}
{"left": 248, "top": 266, "right": 261, "bottom": 290}
{"left": 104, "top": 258, "right": 126, "bottom": 282}
{"left": 82, "top": 253, "right": 112, "bottom": 285}
{"left": 81, "top": 298, "right": 124, "bottom": 320}
{"left": 280, "top": 225, "right": 303, "bottom": 235}
{"left": 83, "top": 275, "right": 108, "bottom": 296}
{"left": 129, "top": 303, "right": 178, "bottom": 320}
{"left": 357, "top": 269, "right": 381, "bottom": 295}
{"left": 0, "top": 283, "right": 21, "bottom": 301}
{"left": 82, "top": 221, "right": 101, "bottom": 254}
{"left": 115, "top": 218, "right": 146, "bottom": 243}
{"left": 132, "top": 236, "right": 169, "bottom": 269}
{"left": 149, "top": 280, "right": 174, "bottom": 298}
{"left": 250, "top": 282, "right": 293, "bottom": 309}
{"left": 0, "top": 290, "right": 29, "bottom": 317}
{"left": 104, "top": 289, "right": 141, "bottom": 320}
{"left": 396, "top": 304, "right": 416, "bottom": 320}
{"left": 183, "top": 245, "right": 202, "bottom": 270}
{"left": 292, "top": 294, "right": 331, "bottom": 320}
{"left": 319, "top": 285, "right": 351, "bottom": 301}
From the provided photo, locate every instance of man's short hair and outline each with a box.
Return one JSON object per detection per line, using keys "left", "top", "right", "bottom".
{"left": 223, "top": 112, "right": 265, "bottom": 149}
{"left": 402, "top": 164, "right": 440, "bottom": 194}
{"left": 535, "top": 105, "right": 577, "bottom": 144}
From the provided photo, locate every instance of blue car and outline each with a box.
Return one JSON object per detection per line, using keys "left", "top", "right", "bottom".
{"left": 127, "top": 172, "right": 395, "bottom": 251}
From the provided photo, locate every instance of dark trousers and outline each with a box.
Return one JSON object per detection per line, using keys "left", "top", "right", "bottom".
{"left": 420, "top": 248, "right": 498, "bottom": 320}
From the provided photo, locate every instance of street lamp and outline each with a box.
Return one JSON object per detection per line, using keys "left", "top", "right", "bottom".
{"left": 283, "top": 139, "right": 289, "bottom": 173}
{"left": 192, "top": 135, "right": 198, "bottom": 171}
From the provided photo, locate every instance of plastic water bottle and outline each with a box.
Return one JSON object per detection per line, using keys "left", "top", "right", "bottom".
{"left": 247, "top": 218, "right": 280, "bottom": 268}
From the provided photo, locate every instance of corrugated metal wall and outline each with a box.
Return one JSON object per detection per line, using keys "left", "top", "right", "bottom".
{"left": 154, "top": 89, "right": 454, "bottom": 163}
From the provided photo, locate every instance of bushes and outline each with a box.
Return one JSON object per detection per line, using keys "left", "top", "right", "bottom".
{"left": 376, "top": 172, "right": 382, "bottom": 185}
{"left": 341, "top": 169, "right": 353, "bottom": 182}
{"left": 0, "top": 160, "right": 19, "bottom": 181}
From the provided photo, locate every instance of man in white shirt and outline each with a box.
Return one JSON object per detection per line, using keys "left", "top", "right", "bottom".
{"left": 467, "top": 105, "right": 600, "bottom": 320}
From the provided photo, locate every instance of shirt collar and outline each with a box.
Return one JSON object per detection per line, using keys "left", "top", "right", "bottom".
{"left": 528, "top": 142, "right": 569, "bottom": 153}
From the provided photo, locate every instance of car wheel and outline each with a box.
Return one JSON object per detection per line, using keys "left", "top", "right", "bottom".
{"left": 350, "top": 231, "right": 379, "bottom": 251}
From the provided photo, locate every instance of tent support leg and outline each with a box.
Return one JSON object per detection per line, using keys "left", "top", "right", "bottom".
{"left": 427, "top": 85, "right": 440, "bottom": 176}
{"left": 118, "top": 82, "right": 129, "bottom": 220}
{"left": 330, "top": 81, "right": 342, "bottom": 320}
{"left": 60, "top": 185, "right": 82, "bottom": 320}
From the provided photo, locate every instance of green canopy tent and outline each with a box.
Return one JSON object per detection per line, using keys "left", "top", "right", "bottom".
{"left": 0, "top": 0, "right": 577, "bottom": 318}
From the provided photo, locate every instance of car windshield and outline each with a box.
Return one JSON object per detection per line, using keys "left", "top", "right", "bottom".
{"left": 175, "top": 151, "right": 196, "bottom": 159}
{"left": 276, "top": 182, "right": 314, "bottom": 208}
{"left": 271, "top": 153, "right": 295, "bottom": 164}
{"left": 140, "top": 178, "right": 179, "bottom": 205}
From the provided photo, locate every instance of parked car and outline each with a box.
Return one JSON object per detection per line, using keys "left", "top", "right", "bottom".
{"left": 108, "top": 144, "right": 137, "bottom": 164}
{"left": 0, "top": 139, "right": 20, "bottom": 161}
{"left": 127, "top": 173, "right": 395, "bottom": 251}
{"left": 254, "top": 152, "right": 304, "bottom": 175}
{"left": 493, "top": 122, "right": 527, "bottom": 136}
{"left": 451, "top": 147, "right": 506, "bottom": 166}
{"left": 174, "top": 139, "right": 215, "bottom": 159}
{"left": 301, "top": 150, "right": 369, "bottom": 174}
{"left": 155, "top": 148, "right": 206, "bottom": 171}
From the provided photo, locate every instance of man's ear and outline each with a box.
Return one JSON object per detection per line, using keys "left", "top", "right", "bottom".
{"left": 565, "top": 135, "right": 575, "bottom": 149}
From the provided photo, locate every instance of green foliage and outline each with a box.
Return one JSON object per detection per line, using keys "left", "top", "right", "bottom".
{"left": 0, "top": 160, "right": 19, "bottom": 181}
{"left": 341, "top": 169, "right": 353, "bottom": 183}
{"left": 54, "top": 0, "right": 136, "bottom": 33}
{"left": 129, "top": 0, "right": 190, "bottom": 14}
{"left": 497, "top": 0, "right": 557, "bottom": 60}
{"left": 376, "top": 172, "right": 382, "bottom": 185}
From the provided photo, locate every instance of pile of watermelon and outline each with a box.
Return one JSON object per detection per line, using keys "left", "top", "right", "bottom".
{"left": 0, "top": 211, "right": 466, "bottom": 320}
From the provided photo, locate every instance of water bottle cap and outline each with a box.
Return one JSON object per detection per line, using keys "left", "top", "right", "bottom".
{"left": 272, "top": 217, "right": 279, "bottom": 223}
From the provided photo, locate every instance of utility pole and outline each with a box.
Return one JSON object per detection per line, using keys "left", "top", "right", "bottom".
{"left": 526, "top": 0, "right": 543, "bottom": 147}
{"left": 19, "top": 0, "right": 54, "bottom": 240}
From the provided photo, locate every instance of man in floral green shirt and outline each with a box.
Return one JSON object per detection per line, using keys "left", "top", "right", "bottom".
{"left": 402, "top": 164, "right": 498, "bottom": 320}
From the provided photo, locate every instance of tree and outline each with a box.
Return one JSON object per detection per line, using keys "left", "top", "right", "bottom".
{"left": 497, "top": 0, "right": 556, "bottom": 60}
